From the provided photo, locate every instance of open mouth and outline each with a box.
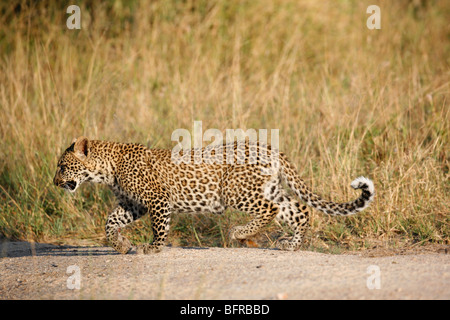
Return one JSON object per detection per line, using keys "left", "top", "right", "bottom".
{"left": 62, "top": 180, "right": 77, "bottom": 192}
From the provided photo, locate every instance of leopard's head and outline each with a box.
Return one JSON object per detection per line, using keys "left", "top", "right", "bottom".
{"left": 53, "top": 136, "right": 92, "bottom": 193}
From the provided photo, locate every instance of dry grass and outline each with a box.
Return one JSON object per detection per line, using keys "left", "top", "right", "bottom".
{"left": 0, "top": 0, "right": 448, "bottom": 251}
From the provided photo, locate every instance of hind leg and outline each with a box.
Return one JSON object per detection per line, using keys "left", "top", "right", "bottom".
{"left": 261, "top": 173, "right": 309, "bottom": 250}
{"left": 228, "top": 174, "right": 290, "bottom": 244}
{"left": 223, "top": 167, "right": 280, "bottom": 244}
{"left": 229, "top": 198, "right": 279, "bottom": 241}
{"left": 275, "top": 197, "right": 310, "bottom": 251}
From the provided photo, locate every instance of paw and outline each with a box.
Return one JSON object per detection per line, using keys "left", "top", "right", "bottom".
{"left": 113, "top": 234, "right": 132, "bottom": 254}
{"left": 276, "top": 238, "right": 300, "bottom": 251}
{"left": 229, "top": 226, "right": 246, "bottom": 240}
{"left": 136, "top": 244, "right": 163, "bottom": 254}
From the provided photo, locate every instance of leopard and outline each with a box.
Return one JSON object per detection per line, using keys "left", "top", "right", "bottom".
{"left": 53, "top": 136, "right": 375, "bottom": 254}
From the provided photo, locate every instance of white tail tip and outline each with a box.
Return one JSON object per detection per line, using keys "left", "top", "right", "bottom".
{"left": 351, "top": 176, "right": 375, "bottom": 194}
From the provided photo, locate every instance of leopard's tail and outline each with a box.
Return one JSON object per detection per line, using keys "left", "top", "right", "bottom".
{"left": 280, "top": 157, "right": 375, "bottom": 216}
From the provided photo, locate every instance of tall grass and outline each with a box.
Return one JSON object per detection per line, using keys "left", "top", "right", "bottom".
{"left": 0, "top": 0, "right": 448, "bottom": 251}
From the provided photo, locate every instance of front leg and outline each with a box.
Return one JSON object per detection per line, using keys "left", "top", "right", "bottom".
{"left": 137, "top": 198, "right": 171, "bottom": 254}
{"left": 105, "top": 200, "right": 147, "bottom": 254}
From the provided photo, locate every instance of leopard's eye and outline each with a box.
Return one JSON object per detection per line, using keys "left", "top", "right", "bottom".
{"left": 60, "top": 165, "right": 66, "bottom": 174}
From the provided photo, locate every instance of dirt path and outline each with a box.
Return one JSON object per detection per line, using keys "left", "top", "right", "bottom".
{"left": 0, "top": 241, "right": 448, "bottom": 300}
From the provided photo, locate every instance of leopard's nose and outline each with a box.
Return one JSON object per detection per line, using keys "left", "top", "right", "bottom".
{"left": 53, "top": 171, "right": 61, "bottom": 186}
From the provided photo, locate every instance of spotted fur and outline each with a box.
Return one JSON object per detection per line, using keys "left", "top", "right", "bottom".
{"left": 53, "top": 137, "right": 375, "bottom": 253}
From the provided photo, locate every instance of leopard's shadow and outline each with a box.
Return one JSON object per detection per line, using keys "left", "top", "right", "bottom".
{"left": 0, "top": 239, "right": 119, "bottom": 257}
{"left": 1, "top": 239, "right": 279, "bottom": 258}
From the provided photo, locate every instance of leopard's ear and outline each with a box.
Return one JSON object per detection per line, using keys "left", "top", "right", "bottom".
{"left": 73, "top": 136, "right": 89, "bottom": 161}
